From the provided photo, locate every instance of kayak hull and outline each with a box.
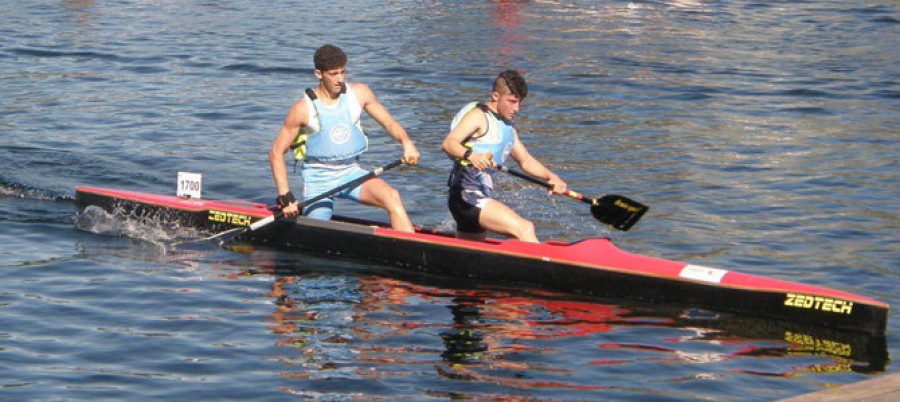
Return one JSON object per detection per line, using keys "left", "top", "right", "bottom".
{"left": 74, "top": 186, "right": 889, "bottom": 337}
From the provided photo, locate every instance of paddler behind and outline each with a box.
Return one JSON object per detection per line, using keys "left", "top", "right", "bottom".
{"left": 268, "top": 44, "right": 420, "bottom": 232}
{"left": 441, "top": 70, "right": 567, "bottom": 243}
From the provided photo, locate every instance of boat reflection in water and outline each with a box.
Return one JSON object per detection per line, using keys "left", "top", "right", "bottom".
{"left": 236, "top": 259, "right": 887, "bottom": 398}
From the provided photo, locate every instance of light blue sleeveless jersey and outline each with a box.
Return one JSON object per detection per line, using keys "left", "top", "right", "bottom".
{"left": 451, "top": 102, "right": 515, "bottom": 166}
{"left": 303, "top": 89, "right": 368, "bottom": 162}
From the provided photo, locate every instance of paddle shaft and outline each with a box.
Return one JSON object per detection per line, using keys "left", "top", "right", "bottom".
{"left": 495, "top": 164, "right": 648, "bottom": 231}
{"left": 496, "top": 165, "right": 596, "bottom": 206}
{"left": 249, "top": 159, "right": 403, "bottom": 231}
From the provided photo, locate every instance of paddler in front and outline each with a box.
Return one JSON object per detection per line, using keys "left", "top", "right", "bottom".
{"left": 268, "top": 44, "right": 420, "bottom": 232}
{"left": 441, "top": 69, "right": 567, "bottom": 243}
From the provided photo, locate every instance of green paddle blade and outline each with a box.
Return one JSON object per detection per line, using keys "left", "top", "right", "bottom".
{"left": 591, "top": 194, "right": 648, "bottom": 231}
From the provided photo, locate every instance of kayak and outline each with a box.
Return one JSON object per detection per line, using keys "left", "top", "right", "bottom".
{"left": 74, "top": 185, "right": 889, "bottom": 336}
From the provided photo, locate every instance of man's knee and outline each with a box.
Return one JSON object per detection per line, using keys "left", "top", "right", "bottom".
{"left": 380, "top": 186, "right": 405, "bottom": 212}
{"left": 510, "top": 219, "right": 535, "bottom": 240}
{"left": 386, "top": 186, "right": 402, "bottom": 202}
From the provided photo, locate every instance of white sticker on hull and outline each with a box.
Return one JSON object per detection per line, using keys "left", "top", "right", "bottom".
{"left": 177, "top": 171, "right": 202, "bottom": 199}
{"left": 680, "top": 264, "right": 728, "bottom": 283}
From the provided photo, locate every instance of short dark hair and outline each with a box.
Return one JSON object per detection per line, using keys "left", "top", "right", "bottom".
{"left": 493, "top": 70, "right": 528, "bottom": 99}
{"left": 314, "top": 44, "right": 347, "bottom": 71}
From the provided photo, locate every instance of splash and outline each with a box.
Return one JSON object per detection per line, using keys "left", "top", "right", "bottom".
{"left": 74, "top": 204, "right": 207, "bottom": 246}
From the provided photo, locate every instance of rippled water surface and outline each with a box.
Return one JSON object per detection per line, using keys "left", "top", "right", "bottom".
{"left": 2, "top": 0, "right": 898, "bottom": 400}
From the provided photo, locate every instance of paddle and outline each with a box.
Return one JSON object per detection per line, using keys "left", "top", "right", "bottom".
{"left": 206, "top": 159, "right": 404, "bottom": 245}
{"left": 496, "top": 165, "right": 648, "bottom": 231}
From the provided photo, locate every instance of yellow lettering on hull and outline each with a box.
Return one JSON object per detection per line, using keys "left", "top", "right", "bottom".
{"left": 208, "top": 210, "right": 252, "bottom": 227}
{"left": 784, "top": 293, "right": 853, "bottom": 315}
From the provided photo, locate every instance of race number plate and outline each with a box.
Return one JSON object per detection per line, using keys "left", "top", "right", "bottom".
{"left": 177, "top": 172, "right": 202, "bottom": 199}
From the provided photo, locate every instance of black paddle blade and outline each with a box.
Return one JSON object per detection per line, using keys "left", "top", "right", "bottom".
{"left": 592, "top": 195, "right": 648, "bottom": 231}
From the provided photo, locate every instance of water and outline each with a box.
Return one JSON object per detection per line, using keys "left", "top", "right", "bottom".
{"left": 2, "top": 0, "right": 897, "bottom": 399}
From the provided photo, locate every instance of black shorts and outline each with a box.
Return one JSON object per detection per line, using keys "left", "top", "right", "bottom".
{"left": 448, "top": 189, "right": 484, "bottom": 234}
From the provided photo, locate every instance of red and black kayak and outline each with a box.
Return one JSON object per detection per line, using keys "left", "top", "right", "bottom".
{"left": 74, "top": 185, "right": 889, "bottom": 336}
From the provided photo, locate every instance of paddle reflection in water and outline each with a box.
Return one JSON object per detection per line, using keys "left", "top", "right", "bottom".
{"left": 221, "top": 262, "right": 886, "bottom": 398}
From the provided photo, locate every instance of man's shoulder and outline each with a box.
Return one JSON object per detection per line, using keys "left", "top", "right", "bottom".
{"left": 346, "top": 82, "right": 372, "bottom": 94}
{"left": 286, "top": 95, "right": 311, "bottom": 124}
{"left": 291, "top": 95, "right": 310, "bottom": 110}
{"left": 346, "top": 82, "right": 375, "bottom": 105}
{"left": 465, "top": 102, "right": 492, "bottom": 116}
{"left": 453, "top": 102, "right": 486, "bottom": 122}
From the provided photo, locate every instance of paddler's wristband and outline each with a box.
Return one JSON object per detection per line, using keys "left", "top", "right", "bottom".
{"left": 462, "top": 149, "right": 473, "bottom": 161}
{"left": 277, "top": 191, "right": 296, "bottom": 207}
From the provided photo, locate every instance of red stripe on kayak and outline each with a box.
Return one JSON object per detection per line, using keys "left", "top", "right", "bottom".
{"left": 375, "top": 227, "right": 887, "bottom": 307}
{"left": 76, "top": 186, "right": 272, "bottom": 218}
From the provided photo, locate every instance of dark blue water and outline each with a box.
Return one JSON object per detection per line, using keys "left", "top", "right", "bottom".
{"left": 2, "top": 0, "right": 897, "bottom": 399}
